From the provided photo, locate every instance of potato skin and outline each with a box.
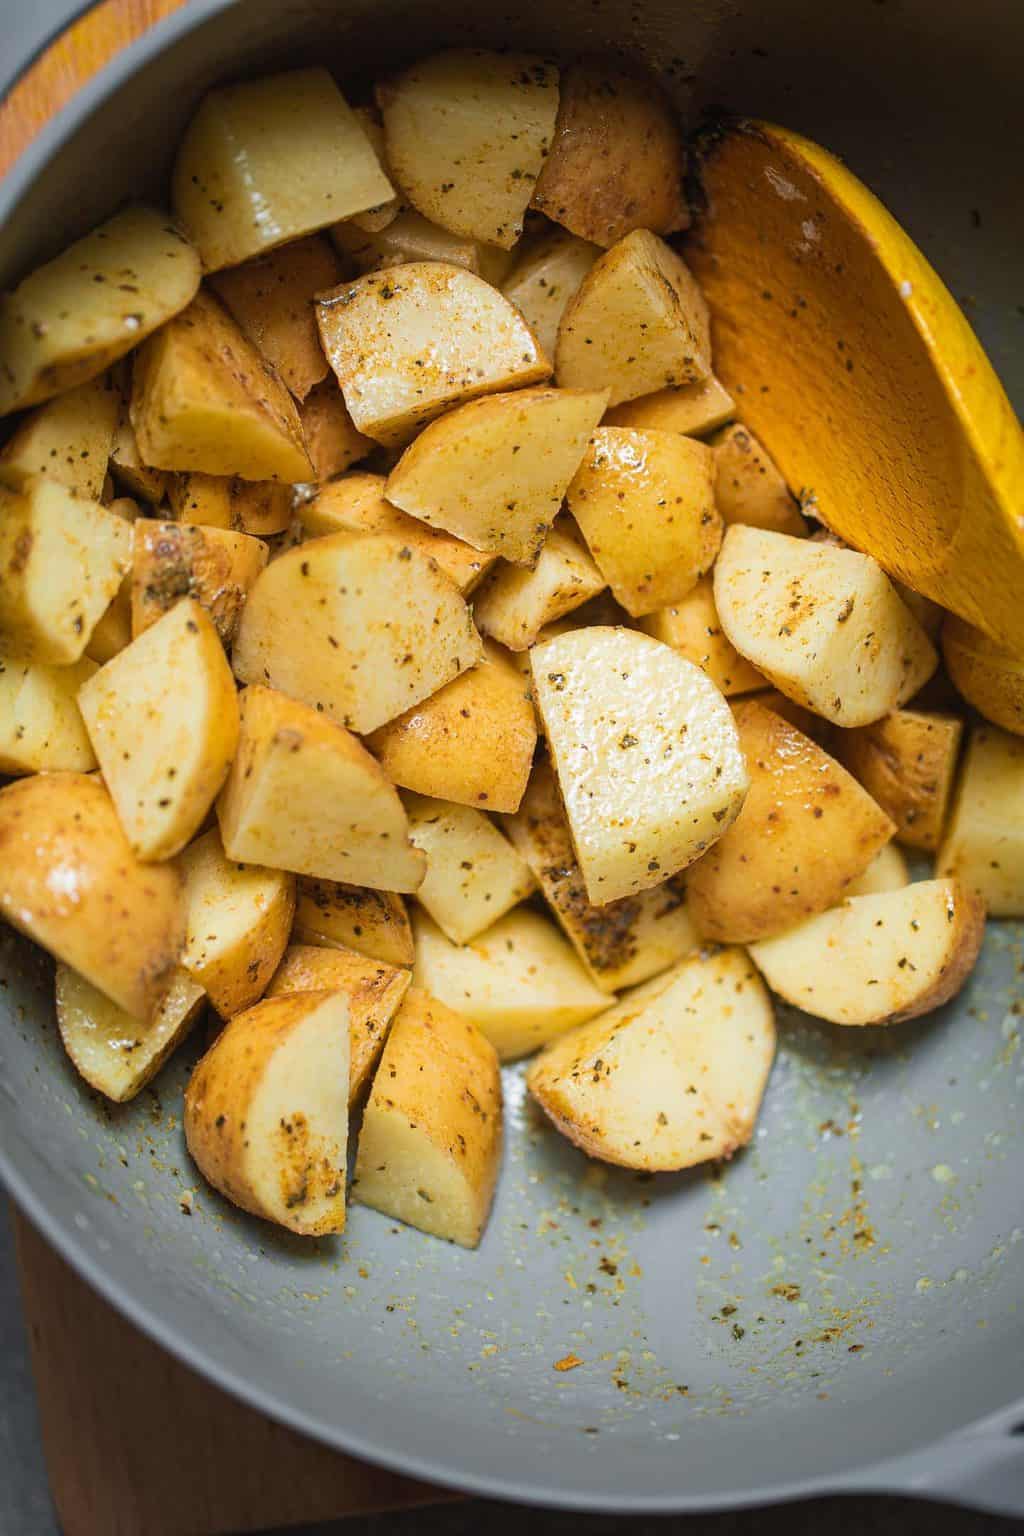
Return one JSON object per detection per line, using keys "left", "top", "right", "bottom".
{"left": 943, "top": 615, "right": 1024, "bottom": 736}
{"left": 294, "top": 879, "right": 414, "bottom": 965}
{"left": 891, "top": 883, "right": 985, "bottom": 1022}
{"left": 131, "top": 520, "right": 268, "bottom": 645}
{"left": 835, "top": 709, "right": 963, "bottom": 851}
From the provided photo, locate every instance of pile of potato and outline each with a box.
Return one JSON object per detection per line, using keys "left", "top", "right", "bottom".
{"left": 0, "top": 52, "right": 1020, "bottom": 1251}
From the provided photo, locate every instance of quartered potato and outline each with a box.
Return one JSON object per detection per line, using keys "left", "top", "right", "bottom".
{"left": 404, "top": 794, "right": 535, "bottom": 944}
{"left": 130, "top": 519, "right": 268, "bottom": 645}
{"left": 937, "top": 726, "right": 1024, "bottom": 916}
{"left": 942, "top": 616, "right": 1024, "bottom": 736}
{"left": 109, "top": 410, "right": 169, "bottom": 505}
{"left": 750, "top": 879, "right": 985, "bottom": 1026}
{"left": 500, "top": 231, "right": 600, "bottom": 358}
{"left": 712, "top": 423, "right": 805, "bottom": 535}
{"left": 345, "top": 106, "right": 402, "bottom": 234}
{"left": 472, "top": 521, "right": 606, "bottom": 650}
{"left": 0, "top": 655, "right": 97, "bottom": 774}
{"left": 847, "top": 842, "right": 910, "bottom": 897}
{"left": 85, "top": 575, "right": 133, "bottom": 665}
{"left": 527, "top": 948, "right": 776, "bottom": 1170}
{"left": 56, "top": 965, "right": 205, "bottom": 1103}
{"left": 167, "top": 472, "right": 294, "bottom": 535}
{"left": 748, "top": 686, "right": 833, "bottom": 747}
{"left": 293, "top": 880, "right": 414, "bottom": 966}
{"left": 0, "top": 375, "right": 119, "bottom": 500}
{"left": 332, "top": 209, "right": 513, "bottom": 287}
{"left": 298, "top": 380, "right": 373, "bottom": 482}
{"left": 638, "top": 575, "right": 764, "bottom": 696}
{"left": 836, "top": 709, "right": 963, "bottom": 851}
{"left": 604, "top": 376, "right": 735, "bottom": 438}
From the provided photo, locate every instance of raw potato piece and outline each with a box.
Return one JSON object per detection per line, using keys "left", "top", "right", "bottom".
{"left": 173, "top": 68, "right": 393, "bottom": 271}
{"left": 218, "top": 686, "right": 425, "bottom": 892}
{"left": 413, "top": 909, "right": 608, "bottom": 1061}
{"left": 56, "top": 966, "right": 205, "bottom": 1103}
{"left": 184, "top": 991, "right": 350, "bottom": 1236}
{"left": 749, "top": 879, "right": 985, "bottom": 1026}
{"left": 715, "top": 526, "right": 937, "bottom": 728}
{"left": 0, "top": 773, "right": 185, "bottom": 1019}
{"left": 168, "top": 473, "right": 294, "bottom": 536}
{"left": 943, "top": 616, "right": 1024, "bottom": 736}
{"left": 604, "top": 376, "right": 735, "bottom": 438}
{"left": 353, "top": 988, "right": 502, "bottom": 1247}
{"left": 531, "top": 628, "right": 748, "bottom": 904}
{"left": 378, "top": 50, "right": 559, "bottom": 248}
{"left": 527, "top": 948, "right": 775, "bottom": 1171}
{"left": 686, "top": 700, "right": 896, "bottom": 943}
{"left": 298, "top": 381, "right": 373, "bottom": 481}
{"left": 0, "top": 655, "right": 98, "bottom": 774}
{"left": 567, "top": 427, "right": 720, "bottom": 616}
{"left": 507, "top": 757, "right": 698, "bottom": 992}
{"left": 294, "top": 881, "right": 413, "bottom": 965}
{"left": 316, "top": 263, "right": 551, "bottom": 448}
{"left": 530, "top": 61, "right": 686, "bottom": 247}
{"left": 233, "top": 532, "right": 482, "bottom": 733}
{"left": 404, "top": 795, "right": 535, "bottom": 944}
{"left": 0, "top": 376, "right": 119, "bottom": 499}
{"left": 472, "top": 522, "right": 605, "bottom": 650}
{"left": 748, "top": 687, "right": 832, "bottom": 747}
{"left": 639, "top": 576, "right": 764, "bottom": 696}
{"left": 267, "top": 944, "right": 410, "bottom": 1102}
{"left": 847, "top": 842, "right": 909, "bottom": 897}
{"left": 130, "top": 520, "right": 268, "bottom": 644}
{"left": 713, "top": 424, "right": 805, "bottom": 535}
{"left": 130, "top": 290, "right": 312, "bottom": 482}
{"left": 836, "top": 709, "right": 963, "bottom": 851}
{"left": 109, "top": 412, "right": 168, "bottom": 505}
{"left": 500, "top": 231, "right": 600, "bottom": 358}
{"left": 333, "top": 210, "right": 513, "bottom": 287}
{"left": 346, "top": 106, "right": 402, "bottom": 233}
{"left": 556, "top": 230, "right": 711, "bottom": 405}
{"left": 86, "top": 576, "right": 132, "bottom": 665}
{"left": 386, "top": 387, "right": 608, "bottom": 565}
{"left": 937, "top": 727, "right": 1024, "bottom": 916}
{"left": 0, "top": 206, "right": 200, "bottom": 415}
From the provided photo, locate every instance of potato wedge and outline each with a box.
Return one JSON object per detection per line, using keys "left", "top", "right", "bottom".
{"left": 943, "top": 616, "right": 1024, "bottom": 736}
{"left": 531, "top": 627, "right": 748, "bottom": 903}
{"left": 218, "top": 685, "right": 425, "bottom": 892}
{"left": 0, "top": 206, "right": 200, "bottom": 415}
{"left": 0, "top": 773, "right": 184, "bottom": 1019}
{"left": 130, "top": 519, "right": 268, "bottom": 645}
{"left": 506, "top": 756, "right": 698, "bottom": 992}
{"left": 750, "top": 879, "right": 985, "bottom": 1025}
{"left": 298, "top": 380, "right": 372, "bottom": 481}
{"left": 131, "top": 290, "right": 312, "bottom": 481}
{"left": 167, "top": 472, "right": 294, "bottom": 536}
{"left": 293, "top": 880, "right": 413, "bottom": 965}
{"left": 500, "top": 230, "right": 600, "bottom": 358}
{"left": 530, "top": 60, "right": 686, "bottom": 246}
{"left": 56, "top": 965, "right": 204, "bottom": 1103}
{"left": 173, "top": 68, "right": 393, "bottom": 271}
{"left": 686, "top": 700, "right": 895, "bottom": 943}
{"left": 85, "top": 574, "right": 132, "bottom": 665}
{"left": 345, "top": 106, "right": 402, "bottom": 233}
{"left": 712, "top": 424, "right": 805, "bottom": 535}
{"left": 404, "top": 794, "right": 535, "bottom": 944}
{"left": 0, "top": 654, "right": 97, "bottom": 774}
{"left": 604, "top": 376, "right": 735, "bottom": 438}
{"left": 316, "top": 263, "right": 551, "bottom": 447}
{"left": 638, "top": 575, "right": 763, "bottom": 696}
{"left": 184, "top": 990, "right": 350, "bottom": 1236}
{"left": 109, "top": 410, "right": 169, "bottom": 505}
{"left": 847, "top": 842, "right": 909, "bottom": 897}
{"left": 0, "top": 479, "right": 131, "bottom": 663}
{"left": 353, "top": 987, "right": 502, "bottom": 1247}
{"left": 412, "top": 908, "right": 608, "bottom": 1061}
{"left": 332, "top": 209, "right": 513, "bottom": 287}
{"left": 747, "top": 686, "right": 833, "bottom": 747}
{"left": 715, "top": 526, "right": 937, "bottom": 728}
{"left": 835, "top": 709, "right": 963, "bottom": 852}
{"left": 233, "top": 531, "right": 481, "bottom": 733}
{"left": 0, "top": 375, "right": 119, "bottom": 500}
{"left": 937, "top": 726, "right": 1024, "bottom": 916}
{"left": 527, "top": 947, "right": 775, "bottom": 1170}
{"left": 472, "top": 521, "right": 605, "bottom": 650}
{"left": 555, "top": 230, "right": 710, "bottom": 405}
{"left": 378, "top": 50, "right": 558, "bottom": 249}
{"left": 567, "top": 427, "right": 720, "bottom": 616}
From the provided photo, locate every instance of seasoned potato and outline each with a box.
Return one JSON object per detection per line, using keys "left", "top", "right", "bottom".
{"left": 233, "top": 531, "right": 481, "bottom": 733}
{"left": 294, "top": 880, "right": 413, "bottom": 965}
{"left": 0, "top": 206, "right": 200, "bottom": 415}
{"left": 604, "top": 376, "right": 735, "bottom": 438}
{"left": 85, "top": 575, "right": 133, "bottom": 665}
{"left": 712, "top": 424, "right": 805, "bottom": 535}
{"left": 378, "top": 49, "right": 559, "bottom": 248}
{"left": 78, "top": 599, "right": 239, "bottom": 860}
{"left": 0, "top": 375, "right": 119, "bottom": 500}
{"left": 530, "top": 61, "right": 686, "bottom": 246}
{"left": 747, "top": 686, "right": 833, "bottom": 746}
{"left": 184, "top": 990, "right": 350, "bottom": 1235}
{"left": 109, "top": 412, "right": 169, "bottom": 506}
{"left": 210, "top": 235, "right": 343, "bottom": 400}
{"left": 298, "top": 380, "right": 373, "bottom": 481}
{"left": 413, "top": 908, "right": 608, "bottom": 1060}
{"left": 686, "top": 700, "right": 895, "bottom": 943}
{"left": 942, "top": 616, "right": 1024, "bottom": 736}
{"left": 499, "top": 231, "right": 600, "bottom": 357}
{"left": 56, "top": 965, "right": 204, "bottom": 1103}
{"left": 218, "top": 685, "right": 425, "bottom": 892}
{"left": 555, "top": 230, "right": 710, "bottom": 405}
{"left": 0, "top": 655, "right": 97, "bottom": 774}
{"left": 639, "top": 576, "right": 763, "bottom": 696}
{"left": 532, "top": 627, "right": 748, "bottom": 903}
{"left": 937, "top": 726, "right": 1024, "bottom": 916}
{"left": 472, "top": 521, "right": 605, "bottom": 650}
{"left": 130, "top": 519, "right": 268, "bottom": 645}
{"left": 0, "top": 773, "right": 184, "bottom": 1019}
{"left": 367, "top": 647, "right": 537, "bottom": 813}
{"left": 527, "top": 948, "right": 775, "bottom": 1170}
{"left": 346, "top": 106, "right": 402, "bottom": 233}
{"left": 386, "top": 387, "right": 607, "bottom": 565}
{"left": 316, "top": 263, "right": 551, "bottom": 447}
{"left": 167, "top": 472, "right": 294, "bottom": 536}
{"left": 0, "top": 479, "right": 131, "bottom": 663}
{"left": 404, "top": 794, "right": 535, "bottom": 944}
{"left": 506, "top": 756, "right": 698, "bottom": 991}
{"left": 750, "top": 879, "right": 985, "bottom": 1025}
{"left": 715, "top": 526, "right": 937, "bottom": 728}
{"left": 567, "top": 427, "right": 720, "bottom": 616}
{"left": 332, "top": 209, "right": 513, "bottom": 287}
{"left": 835, "top": 709, "right": 963, "bottom": 851}
{"left": 353, "top": 987, "right": 502, "bottom": 1246}
{"left": 131, "top": 290, "right": 313, "bottom": 481}
{"left": 173, "top": 68, "right": 393, "bottom": 271}
{"left": 847, "top": 842, "right": 909, "bottom": 897}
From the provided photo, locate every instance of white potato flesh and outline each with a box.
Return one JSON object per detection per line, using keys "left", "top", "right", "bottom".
{"left": 109, "top": 411, "right": 169, "bottom": 505}
{"left": 500, "top": 231, "right": 600, "bottom": 358}
{"left": 527, "top": 948, "right": 776, "bottom": 1171}
{"left": 0, "top": 655, "right": 98, "bottom": 774}
{"left": 472, "top": 521, "right": 606, "bottom": 650}
{"left": 0, "top": 375, "right": 119, "bottom": 500}
{"left": 56, "top": 964, "right": 205, "bottom": 1103}
{"left": 937, "top": 726, "right": 1024, "bottom": 916}
{"left": 531, "top": 627, "right": 748, "bottom": 904}
{"left": 714, "top": 526, "right": 937, "bottom": 728}
{"left": 638, "top": 575, "right": 764, "bottom": 696}
{"left": 332, "top": 210, "right": 513, "bottom": 287}
{"left": 298, "top": 379, "right": 373, "bottom": 481}
{"left": 846, "top": 842, "right": 910, "bottom": 897}
{"left": 942, "top": 615, "right": 1024, "bottom": 736}
{"left": 712, "top": 424, "right": 805, "bottom": 536}
{"left": 385, "top": 387, "right": 608, "bottom": 565}
{"left": 604, "top": 376, "right": 735, "bottom": 438}
{"left": 346, "top": 106, "right": 402, "bottom": 233}
{"left": 85, "top": 575, "right": 132, "bottom": 664}
{"left": 404, "top": 793, "right": 535, "bottom": 944}
{"left": 294, "top": 880, "right": 413, "bottom": 965}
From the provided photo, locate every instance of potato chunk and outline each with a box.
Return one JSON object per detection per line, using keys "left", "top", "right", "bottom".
{"left": 472, "top": 521, "right": 605, "bottom": 650}
{"left": 130, "top": 519, "right": 268, "bottom": 645}
{"left": 750, "top": 879, "right": 985, "bottom": 1025}
{"left": 167, "top": 472, "right": 294, "bottom": 535}
{"left": 109, "top": 410, "right": 169, "bottom": 505}
{"left": 835, "top": 709, "right": 963, "bottom": 851}
{"left": 715, "top": 526, "right": 937, "bottom": 728}
{"left": 386, "top": 387, "right": 608, "bottom": 565}
{"left": 353, "top": 988, "right": 502, "bottom": 1247}
{"left": 0, "top": 773, "right": 184, "bottom": 1019}
{"left": 316, "top": 263, "right": 551, "bottom": 447}
{"left": 298, "top": 381, "right": 373, "bottom": 481}
{"left": 332, "top": 209, "right": 513, "bottom": 286}
{"left": 293, "top": 880, "right": 413, "bottom": 965}
{"left": 378, "top": 49, "right": 559, "bottom": 248}
{"left": 847, "top": 842, "right": 909, "bottom": 897}
{"left": 185, "top": 990, "right": 350, "bottom": 1236}
{"left": 638, "top": 575, "right": 763, "bottom": 696}
{"left": 173, "top": 68, "right": 393, "bottom": 271}
{"left": 943, "top": 616, "right": 1024, "bottom": 736}
{"left": 712, "top": 424, "right": 805, "bottom": 535}
{"left": 345, "top": 106, "right": 402, "bottom": 234}
{"left": 405, "top": 794, "right": 535, "bottom": 944}
{"left": 555, "top": 231, "right": 710, "bottom": 405}
{"left": 567, "top": 427, "right": 720, "bottom": 615}
{"left": 500, "top": 232, "right": 599, "bottom": 357}
{"left": 0, "top": 206, "right": 200, "bottom": 415}
{"left": 0, "top": 655, "right": 97, "bottom": 774}
{"left": 937, "top": 726, "right": 1024, "bottom": 916}
{"left": 85, "top": 575, "right": 132, "bottom": 665}
{"left": 604, "top": 376, "right": 735, "bottom": 438}
{"left": 56, "top": 965, "right": 204, "bottom": 1103}
{"left": 531, "top": 627, "right": 748, "bottom": 903}
{"left": 527, "top": 948, "right": 775, "bottom": 1170}
{"left": 233, "top": 531, "right": 481, "bottom": 733}
{"left": 0, "top": 375, "right": 119, "bottom": 500}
